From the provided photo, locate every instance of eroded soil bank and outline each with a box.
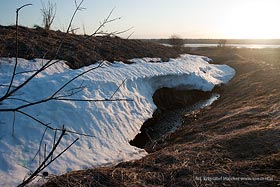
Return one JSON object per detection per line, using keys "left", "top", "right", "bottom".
{"left": 130, "top": 88, "right": 217, "bottom": 150}
{"left": 47, "top": 48, "right": 280, "bottom": 187}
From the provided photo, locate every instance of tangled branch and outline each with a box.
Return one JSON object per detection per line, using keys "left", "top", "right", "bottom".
{"left": 17, "top": 126, "right": 79, "bottom": 187}
{"left": 0, "top": 1, "right": 133, "bottom": 186}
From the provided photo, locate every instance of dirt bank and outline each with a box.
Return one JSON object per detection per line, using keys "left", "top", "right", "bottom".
{"left": 130, "top": 88, "right": 214, "bottom": 150}
{"left": 0, "top": 25, "right": 186, "bottom": 69}
{"left": 46, "top": 48, "right": 280, "bottom": 186}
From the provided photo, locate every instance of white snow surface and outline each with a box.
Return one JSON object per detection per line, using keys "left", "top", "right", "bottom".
{"left": 0, "top": 55, "right": 235, "bottom": 186}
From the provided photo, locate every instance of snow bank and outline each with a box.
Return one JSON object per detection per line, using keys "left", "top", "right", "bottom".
{"left": 0, "top": 55, "right": 235, "bottom": 186}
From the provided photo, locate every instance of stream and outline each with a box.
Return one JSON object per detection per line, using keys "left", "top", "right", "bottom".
{"left": 130, "top": 87, "right": 220, "bottom": 150}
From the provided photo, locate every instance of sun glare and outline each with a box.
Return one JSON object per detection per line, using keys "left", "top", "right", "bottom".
{"left": 222, "top": 1, "right": 280, "bottom": 39}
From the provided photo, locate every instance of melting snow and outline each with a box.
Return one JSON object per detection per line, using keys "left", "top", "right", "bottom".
{"left": 0, "top": 54, "right": 235, "bottom": 186}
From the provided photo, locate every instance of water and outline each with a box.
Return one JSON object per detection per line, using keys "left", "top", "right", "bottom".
{"left": 183, "top": 44, "right": 280, "bottom": 48}
{"left": 130, "top": 93, "right": 220, "bottom": 149}
{"left": 161, "top": 43, "right": 280, "bottom": 49}
{"left": 150, "top": 93, "right": 220, "bottom": 139}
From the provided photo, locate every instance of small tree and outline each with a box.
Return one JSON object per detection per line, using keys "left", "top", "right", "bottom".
{"left": 169, "top": 34, "right": 184, "bottom": 50}
{"left": 218, "top": 39, "right": 227, "bottom": 48}
{"left": 41, "top": 0, "right": 56, "bottom": 31}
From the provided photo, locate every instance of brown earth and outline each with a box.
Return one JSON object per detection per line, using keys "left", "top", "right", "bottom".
{"left": 0, "top": 25, "right": 185, "bottom": 69}
{"left": 45, "top": 48, "right": 280, "bottom": 187}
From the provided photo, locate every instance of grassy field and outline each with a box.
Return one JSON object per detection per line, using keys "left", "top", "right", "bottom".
{"left": 45, "top": 48, "right": 280, "bottom": 187}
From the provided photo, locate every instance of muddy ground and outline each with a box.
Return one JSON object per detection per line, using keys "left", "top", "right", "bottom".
{"left": 45, "top": 47, "right": 280, "bottom": 187}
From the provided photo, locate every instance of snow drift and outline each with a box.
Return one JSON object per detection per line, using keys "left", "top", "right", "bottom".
{"left": 0, "top": 54, "right": 235, "bottom": 186}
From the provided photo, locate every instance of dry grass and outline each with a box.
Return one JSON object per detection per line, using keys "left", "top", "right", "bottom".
{"left": 44, "top": 48, "right": 280, "bottom": 186}
{"left": 0, "top": 25, "right": 183, "bottom": 69}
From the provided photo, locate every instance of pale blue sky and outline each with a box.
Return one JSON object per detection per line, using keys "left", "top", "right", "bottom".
{"left": 1, "top": 0, "right": 280, "bottom": 39}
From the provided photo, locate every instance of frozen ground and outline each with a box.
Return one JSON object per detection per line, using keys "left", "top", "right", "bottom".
{"left": 0, "top": 54, "right": 235, "bottom": 186}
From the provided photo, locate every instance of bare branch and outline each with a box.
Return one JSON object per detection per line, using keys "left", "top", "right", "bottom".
{"left": 70, "top": 27, "right": 80, "bottom": 34}
{"left": 65, "top": 0, "right": 85, "bottom": 34}
{"left": 57, "top": 85, "right": 86, "bottom": 99}
{"left": 48, "top": 137, "right": 79, "bottom": 165}
{"left": 110, "top": 78, "right": 127, "bottom": 99}
{"left": 44, "top": 144, "right": 47, "bottom": 167}
{"left": 0, "top": 98, "right": 52, "bottom": 112}
{"left": 16, "top": 110, "right": 95, "bottom": 137}
{"left": 63, "top": 129, "right": 94, "bottom": 138}
{"left": 0, "top": 62, "right": 131, "bottom": 117}
{"left": 127, "top": 31, "right": 135, "bottom": 39}
{"left": 17, "top": 110, "right": 54, "bottom": 130}
{"left": 75, "top": 0, "right": 86, "bottom": 11}
{"left": 6, "top": 98, "right": 32, "bottom": 104}
{"left": 50, "top": 62, "right": 104, "bottom": 98}
{"left": 17, "top": 127, "right": 67, "bottom": 187}
{"left": 51, "top": 129, "right": 57, "bottom": 161}
{"left": 85, "top": 8, "right": 121, "bottom": 39}
{"left": 0, "top": 0, "right": 85, "bottom": 103}
{"left": 0, "top": 84, "right": 16, "bottom": 88}
{"left": 106, "top": 26, "right": 134, "bottom": 37}
{"left": 3, "top": 3, "right": 32, "bottom": 100}
{"left": 15, "top": 69, "right": 39, "bottom": 75}
{"left": 54, "top": 98, "right": 133, "bottom": 102}
{"left": 16, "top": 4, "right": 33, "bottom": 14}
{"left": 0, "top": 2, "right": 134, "bottom": 185}
{"left": 32, "top": 127, "right": 48, "bottom": 163}
{"left": 12, "top": 112, "right": 16, "bottom": 136}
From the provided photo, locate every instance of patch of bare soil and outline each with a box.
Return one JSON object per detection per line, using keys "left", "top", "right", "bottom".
{"left": 45, "top": 48, "right": 280, "bottom": 187}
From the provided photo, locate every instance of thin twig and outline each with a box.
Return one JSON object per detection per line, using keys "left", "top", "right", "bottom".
{"left": 12, "top": 111, "right": 16, "bottom": 136}
{"left": 103, "top": 26, "right": 134, "bottom": 37}
{"left": 56, "top": 82, "right": 86, "bottom": 99}
{"left": 17, "top": 110, "right": 54, "bottom": 130}
{"left": 127, "top": 31, "right": 135, "bottom": 39}
{"left": 63, "top": 129, "right": 95, "bottom": 138}
{"left": 0, "top": 97, "right": 52, "bottom": 112}
{"left": 50, "top": 62, "right": 104, "bottom": 98}
{"left": 4, "top": 4, "right": 32, "bottom": 98}
{"left": 17, "top": 110, "right": 95, "bottom": 137}
{"left": 6, "top": 98, "right": 32, "bottom": 104}
{"left": 54, "top": 98, "right": 133, "bottom": 102}
{"left": 44, "top": 144, "right": 47, "bottom": 167}
{"left": 15, "top": 69, "right": 39, "bottom": 75}
{"left": 17, "top": 127, "right": 67, "bottom": 187}
{"left": 0, "top": 0, "right": 84, "bottom": 102}
{"left": 49, "top": 137, "right": 79, "bottom": 164}
{"left": 110, "top": 78, "right": 127, "bottom": 100}
{"left": 0, "top": 84, "right": 17, "bottom": 88}
{"left": 51, "top": 129, "right": 57, "bottom": 161}
{"left": 32, "top": 127, "right": 48, "bottom": 162}
{"left": 70, "top": 27, "right": 80, "bottom": 34}
{"left": 85, "top": 8, "right": 121, "bottom": 40}
{"left": 0, "top": 2, "right": 134, "bottom": 186}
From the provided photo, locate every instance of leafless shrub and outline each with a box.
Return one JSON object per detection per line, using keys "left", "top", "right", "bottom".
{"left": 169, "top": 34, "right": 184, "bottom": 51}
{"left": 41, "top": 0, "right": 56, "bottom": 31}
{"left": 218, "top": 39, "right": 227, "bottom": 48}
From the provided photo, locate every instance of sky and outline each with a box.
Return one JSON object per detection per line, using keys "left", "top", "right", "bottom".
{"left": 1, "top": 0, "right": 280, "bottom": 39}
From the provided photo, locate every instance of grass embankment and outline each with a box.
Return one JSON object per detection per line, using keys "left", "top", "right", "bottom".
{"left": 0, "top": 25, "right": 182, "bottom": 69}
{"left": 45, "top": 48, "right": 280, "bottom": 187}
